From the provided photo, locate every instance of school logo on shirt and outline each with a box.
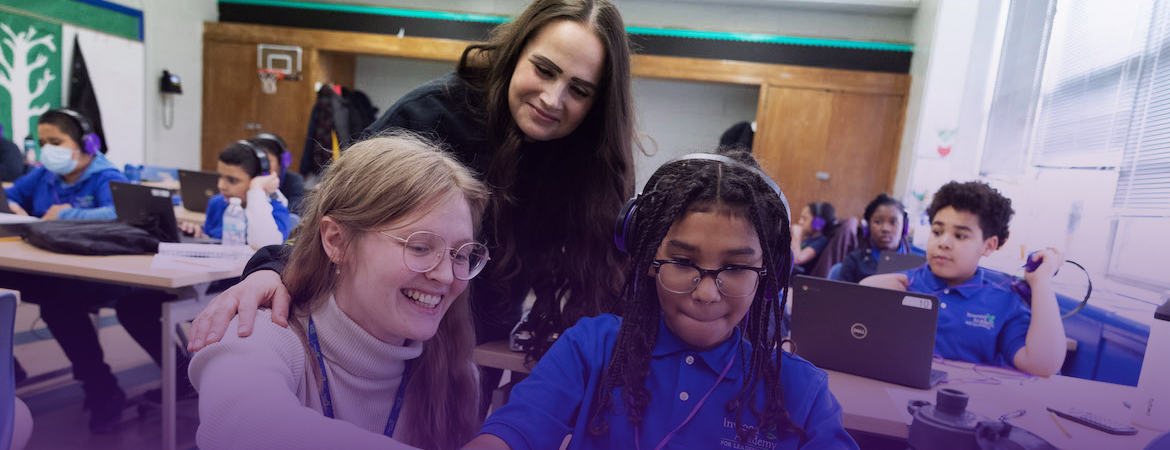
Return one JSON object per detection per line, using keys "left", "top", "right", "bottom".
{"left": 720, "top": 418, "right": 778, "bottom": 450}
{"left": 965, "top": 312, "right": 996, "bottom": 330}
{"left": 74, "top": 195, "right": 95, "bottom": 209}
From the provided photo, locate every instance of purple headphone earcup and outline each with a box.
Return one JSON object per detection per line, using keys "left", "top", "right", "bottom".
{"left": 811, "top": 216, "right": 825, "bottom": 231}
{"left": 281, "top": 151, "right": 292, "bottom": 168}
{"left": 83, "top": 133, "right": 101, "bottom": 155}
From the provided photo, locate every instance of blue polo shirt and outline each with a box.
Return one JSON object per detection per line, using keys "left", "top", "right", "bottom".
{"left": 902, "top": 265, "right": 1031, "bottom": 368}
{"left": 480, "top": 314, "right": 857, "bottom": 450}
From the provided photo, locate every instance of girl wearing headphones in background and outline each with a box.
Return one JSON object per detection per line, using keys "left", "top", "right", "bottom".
{"left": 837, "top": 193, "right": 923, "bottom": 283}
{"left": 464, "top": 149, "right": 856, "bottom": 450}
{"left": 179, "top": 141, "right": 291, "bottom": 248}
{"left": 4, "top": 109, "right": 127, "bottom": 220}
{"left": 251, "top": 133, "right": 306, "bottom": 214}
{"left": 790, "top": 202, "right": 837, "bottom": 275}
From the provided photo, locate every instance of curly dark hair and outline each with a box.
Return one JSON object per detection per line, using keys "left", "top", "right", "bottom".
{"left": 588, "top": 148, "right": 802, "bottom": 442}
{"left": 863, "top": 193, "right": 906, "bottom": 223}
{"left": 926, "top": 181, "right": 1013, "bottom": 249}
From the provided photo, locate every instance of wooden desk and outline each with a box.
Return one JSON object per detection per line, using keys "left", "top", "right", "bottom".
{"left": 474, "top": 339, "right": 533, "bottom": 374}
{"left": 827, "top": 361, "right": 1160, "bottom": 449}
{"left": 174, "top": 206, "right": 206, "bottom": 225}
{"left": 0, "top": 241, "right": 244, "bottom": 450}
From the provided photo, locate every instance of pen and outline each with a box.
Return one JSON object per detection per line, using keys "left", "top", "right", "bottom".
{"left": 1050, "top": 411, "right": 1072, "bottom": 438}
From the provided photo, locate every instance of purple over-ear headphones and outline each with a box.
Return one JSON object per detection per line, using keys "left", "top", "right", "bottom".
{"left": 53, "top": 108, "right": 101, "bottom": 155}
{"left": 614, "top": 153, "right": 795, "bottom": 279}
{"left": 809, "top": 203, "right": 826, "bottom": 232}
{"left": 861, "top": 194, "right": 911, "bottom": 251}
{"left": 253, "top": 133, "right": 291, "bottom": 171}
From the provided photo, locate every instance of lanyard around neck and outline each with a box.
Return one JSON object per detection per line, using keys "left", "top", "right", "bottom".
{"left": 307, "top": 317, "right": 411, "bottom": 438}
{"left": 635, "top": 351, "right": 737, "bottom": 450}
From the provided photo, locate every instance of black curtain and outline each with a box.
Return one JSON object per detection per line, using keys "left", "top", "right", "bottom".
{"left": 67, "top": 36, "right": 108, "bottom": 154}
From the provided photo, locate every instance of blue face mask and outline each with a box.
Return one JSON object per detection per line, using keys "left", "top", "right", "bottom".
{"left": 40, "top": 144, "right": 79, "bottom": 175}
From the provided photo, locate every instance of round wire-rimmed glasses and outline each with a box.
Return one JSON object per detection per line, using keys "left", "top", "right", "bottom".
{"left": 379, "top": 230, "right": 490, "bottom": 281}
{"left": 651, "top": 259, "right": 766, "bottom": 298}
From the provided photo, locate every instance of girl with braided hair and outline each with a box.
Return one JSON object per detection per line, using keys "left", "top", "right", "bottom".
{"left": 465, "top": 149, "right": 856, "bottom": 449}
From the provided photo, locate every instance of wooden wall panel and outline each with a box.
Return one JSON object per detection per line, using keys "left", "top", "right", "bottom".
{"left": 201, "top": 41, "right": 257, "bottom": 172}
{"left": 753, "top": 86, "right": 832, "bottom": 215}
{"left": 316, "top": 51, "right": 356, "bottom": 89}
{"left": 821, "top": 92, "right": 906, "bottom": 219}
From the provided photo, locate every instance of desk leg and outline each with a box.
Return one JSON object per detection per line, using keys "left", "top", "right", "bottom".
{"left": 161, "top": 283, "right": 216, "bottom": 450}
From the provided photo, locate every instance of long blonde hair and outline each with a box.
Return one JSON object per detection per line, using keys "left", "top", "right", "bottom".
{"left": 283, "top": 133, "right": 488, "bottom": 449}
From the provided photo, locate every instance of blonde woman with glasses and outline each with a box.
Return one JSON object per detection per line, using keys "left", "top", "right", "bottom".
{"left": 189, "top": 133, "right": 489, "bottom": 450}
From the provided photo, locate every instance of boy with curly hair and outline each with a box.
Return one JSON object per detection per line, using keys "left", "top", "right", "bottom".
{"left": 862, "top": 181, "right": 1066, "bottom": 376}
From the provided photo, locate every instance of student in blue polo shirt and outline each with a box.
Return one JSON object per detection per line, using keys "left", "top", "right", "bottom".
{"left": 464, "top": 149, "right": 857, "bottom": 450}
{"left": 837, "top": 193, "right": 924, "bottom": 282}
{"left": 861, "top": 181, "right": 1066, "bottom": 377}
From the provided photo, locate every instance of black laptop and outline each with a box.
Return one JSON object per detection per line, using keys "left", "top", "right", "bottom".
{"left": 110, "top": 181, "right": 218, "bottom": 244}
{"left": 791, "top": 275, "right": 946, "bottom": 389}
{"left": 876, "top": 253, "right": 928, "bottom": 275}
{"left": 178, "top": 169, "right": 219, "bottom": 213}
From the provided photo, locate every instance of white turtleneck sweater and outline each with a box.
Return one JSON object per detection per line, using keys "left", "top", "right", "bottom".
{"left": 189, "top": 295, "right": 425, "bottom": 450}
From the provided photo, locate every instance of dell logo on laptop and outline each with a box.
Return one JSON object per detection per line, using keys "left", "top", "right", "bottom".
{"left": 851, "top": 323, "right": 868, "bottom": 339}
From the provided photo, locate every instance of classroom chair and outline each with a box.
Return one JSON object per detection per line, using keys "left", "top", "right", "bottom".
{"left": 3, "top": 290, "right": 32, "bottom": 450}
{"left": 827, "top": 262, "right": 845, "bottom": 281}
{"left": 809, "top": 216, "right": 860, "bottom": 278}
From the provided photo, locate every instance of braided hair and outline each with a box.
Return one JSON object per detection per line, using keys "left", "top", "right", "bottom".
{"left": 588, "top": 148, "right": 803, "bottom": 442}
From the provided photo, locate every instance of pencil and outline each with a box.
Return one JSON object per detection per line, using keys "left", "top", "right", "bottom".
{"left": 176, "top": 259, "right": 212, "bottom": 268}
{"left": 1050, "top": 411, "right": 1072, "bottom": 438}
{"left": 0, "top": 236, "right": 21, "bottom": 243}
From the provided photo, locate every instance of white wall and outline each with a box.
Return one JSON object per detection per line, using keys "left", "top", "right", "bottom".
{"left": 60, "top": 25, "right": 146, "bottom": 167}
{"left": 141, "top": 0, "right": 217, "bottom": 170}
{"left": 631, "top": 79, "right": 759, "bottom": 189}
{"left": 353, "top": 56, "right": 453, "bottom": 116}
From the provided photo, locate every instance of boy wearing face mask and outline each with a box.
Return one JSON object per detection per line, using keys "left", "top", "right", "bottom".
{"left": 4, "top": 109, "right": 126, "bottom": 220}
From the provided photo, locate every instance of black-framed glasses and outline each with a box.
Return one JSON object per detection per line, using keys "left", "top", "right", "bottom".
{"left": 651, "top": 260, "right": 766, "bottom": 298}
{"left": 379, "top": 230, "right": 490, "bottom": 281}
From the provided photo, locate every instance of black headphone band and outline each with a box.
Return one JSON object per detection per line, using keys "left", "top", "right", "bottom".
{"left": 253, "top": 133, "right": 288, "bottom": 156}
{"left": 654, "top": 153, "right": 790, "bottom": 219}
{"left": 236, "top": 140, "right": 270, "bottom": 175}
{"left": 52, "top": 108, "right": 94, "bottom": 136}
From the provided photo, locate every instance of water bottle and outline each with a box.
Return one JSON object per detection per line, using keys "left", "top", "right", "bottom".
{"left": 1133, "top": 294, "right": 1170, "bottom": 432}
{"left": 23, "top": 135, "right": 38, "bottom": 166}
{"left": 222, "top": 197, "right": 248, "bottom": 246}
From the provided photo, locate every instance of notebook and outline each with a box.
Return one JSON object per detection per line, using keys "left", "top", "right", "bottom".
{"left": 178, "top": 169, "right": 219, "bottom": 213}
{"left": 790, "top": 275, "right": 946, "bottom": 389}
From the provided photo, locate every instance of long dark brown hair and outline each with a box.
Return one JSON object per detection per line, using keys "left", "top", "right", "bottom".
{"left": 283, "top": 133, "right": 489, "bottom": 449}
{"left": 588, "top": 149, "right": 803, "bottom": 442}
{"left": 456, "top": 0, "right": 636, "bottom": 358}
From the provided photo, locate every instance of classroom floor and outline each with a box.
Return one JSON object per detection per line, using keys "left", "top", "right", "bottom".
{"left": 13, "top": 301, "right": 199, "bottom": 450}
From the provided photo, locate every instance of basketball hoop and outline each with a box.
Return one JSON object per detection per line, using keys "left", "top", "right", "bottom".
{"left": 258, "top": 68, "right": 283, "bottom": 95}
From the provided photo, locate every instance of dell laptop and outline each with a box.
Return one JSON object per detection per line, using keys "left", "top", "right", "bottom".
{"left": 110, "top": 181, "right": 218, "bottom": 244}
{"left": 178, "top": 169, "right": 219, "bottom": 213}
{"left": 790, "top": 275, "right": 946, "bottom": 389}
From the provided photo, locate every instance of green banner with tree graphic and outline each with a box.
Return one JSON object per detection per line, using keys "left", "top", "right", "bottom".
{"left": 0, "top": 11, "right": 62, "bottom": 152}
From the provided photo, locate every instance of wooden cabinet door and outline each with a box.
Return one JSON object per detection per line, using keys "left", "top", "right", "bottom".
{"left": 753, "top": 85, "right": 904, "bottom": 220}
{"left": 202, "top": 41, "right": 257, "bottom": 171}
{"left": 202, "top": 41, "right": 312, "bottom": 174}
